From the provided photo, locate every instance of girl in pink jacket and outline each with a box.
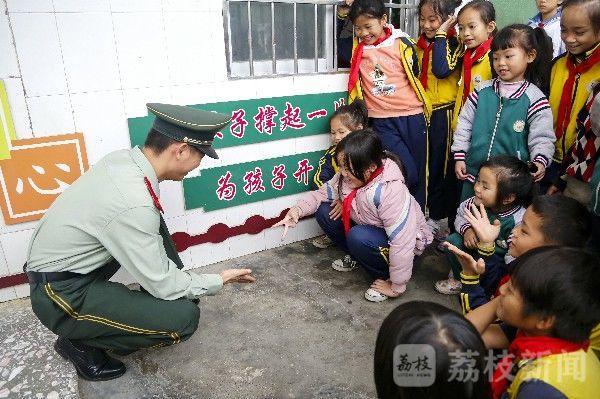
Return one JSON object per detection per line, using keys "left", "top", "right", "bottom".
{"left": 275, "top": 130, "right": 433, "bottom": 302}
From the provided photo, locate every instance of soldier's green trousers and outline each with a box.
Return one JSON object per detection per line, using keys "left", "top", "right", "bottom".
{"left": 29, "top": 260, "right": 200, "bottom": 354}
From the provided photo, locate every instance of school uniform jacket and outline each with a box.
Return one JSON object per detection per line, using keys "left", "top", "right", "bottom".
{"left": 313, "top": 145, "right": 338, "bottom": 189}
{"left": 452, "top": 46, "right": 495, "bottom": 131}
{"left": 550, "top": 45, "right": 600, "bottom": 163}
{"left": 452, "top": 79, "right": 555, "bottom": 181}
{"left": 506, "top": 349, "right": 600, "bottom": 399}
{"left": 348, "top": 27, "right": 432, "bottom": 120}
{"left": 416, "top": 31, "right": 463, "bottom": 109}
{"left": 528, "top": 9, "right": 566, "bottom": 59}
{"left": 454, "top": 196, "right": 525, "bottom": 314}
{"left": 296, "top": 158, "right": 433, "bottom": 293}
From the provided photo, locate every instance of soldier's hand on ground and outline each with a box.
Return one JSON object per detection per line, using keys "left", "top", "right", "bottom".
{"left": 455, "top": 160, "right": 468, "bottom": 180}
{"left": 464, "top": 203, "right": 500, "bottom": 245}
{"left": 220, "top": 269, "right": 256, "bottom": 284}
{"left": 463, "top": 228, "right": 478, "bottom": 249}
{"left": 444, "top": 242, "right": 486, "bottom": 276}
{"left": 273, "top": 206, "right": 302, "bottom": 240}
{"left": 329, "top": 200, "right": 343, "bottom": 220}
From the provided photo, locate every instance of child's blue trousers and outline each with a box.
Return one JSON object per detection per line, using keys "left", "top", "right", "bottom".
{"left": 315, "top": 203, "right": 390, "bottom": 279}
{"left": 427, "top": 105, "right": 454, "bottom": 220}
{"left": 371, "top": 114, "right": 427, "bottom": 210}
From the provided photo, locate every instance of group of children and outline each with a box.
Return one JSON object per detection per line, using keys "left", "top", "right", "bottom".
{"left": 274, "top": 0, "right": 600, "bottom": 396}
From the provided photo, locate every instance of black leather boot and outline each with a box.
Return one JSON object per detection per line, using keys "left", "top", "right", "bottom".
{"left": 54, "top": 337, "right": 126, "bottom": 381}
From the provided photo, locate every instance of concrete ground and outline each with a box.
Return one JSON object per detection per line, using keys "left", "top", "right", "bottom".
{"left": 0, "top": 239, "right": 458, "bottom": 399}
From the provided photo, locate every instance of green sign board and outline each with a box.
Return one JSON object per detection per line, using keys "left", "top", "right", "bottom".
{"left": 128, "top": 92, "right": 346, "bottom": 148}
{"left": 183, "top": 151, "right": 323, "bottom": 211}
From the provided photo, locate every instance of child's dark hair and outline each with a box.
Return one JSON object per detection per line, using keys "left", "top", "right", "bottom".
{"left": 418, "top": 0, "right": 461, "bottom": 21}
{"left": 375, "top": 301, "right": 490, "bottom": 399}
{"left": 530, "top": 195, "right": 592, "bottom": 247}
{"left": 331, "top": 100, "right": 368, "bottom": 131}
{"left": 491, "top": 24, "right": 553, "bottom": 95}
{"left": 479, "top": 155, "right": 534, "bottom": 208}
{"left": 335, "top": 129, "right": 406, "bottom": 184}
{"left": 562, "top": 0, "right": 600, "bottom": 33}
{"left": 457, "top": 0, "right": 497, "bottom": 35}
{"left": 510, "top": 246, "right": 600, "bottom": 342}
{"left": 349, "top": 0, "right": 386, "bottom": 22}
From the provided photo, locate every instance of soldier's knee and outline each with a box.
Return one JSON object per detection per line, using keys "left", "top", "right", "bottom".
{"left": 177, "top": 300, "right": 200, "bottom": 341}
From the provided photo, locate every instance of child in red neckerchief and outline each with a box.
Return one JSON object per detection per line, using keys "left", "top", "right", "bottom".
{"left": 466, "top": 247, "right": 600, "bottom": 399}
{"left": 274, "top": 130, "right": 432, "bottom": 302}
{"left": 416, "top": 0, "right": 463, "bottom": 242}
{"left": 543, "top": 0, "right": 600, "bottom": 193}
{"left": 347, "top": 0, "right": 431, "bottom": 210}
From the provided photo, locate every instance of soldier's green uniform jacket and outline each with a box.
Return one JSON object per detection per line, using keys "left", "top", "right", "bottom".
{"left": 27, "top": 146, "right": 223, "bottom": 300}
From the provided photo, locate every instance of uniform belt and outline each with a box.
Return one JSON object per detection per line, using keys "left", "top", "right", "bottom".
{"left": 23, "top": 263, "right": 82, "bottom": 283}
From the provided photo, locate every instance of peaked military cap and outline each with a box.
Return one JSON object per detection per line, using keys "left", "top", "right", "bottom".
{"left": 146, "top": 103, "right": 231, "bottom": 159}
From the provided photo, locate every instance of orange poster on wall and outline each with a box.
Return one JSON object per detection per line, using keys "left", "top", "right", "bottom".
{"left": 0, "top": 133, "right": 88, "bottom": 224}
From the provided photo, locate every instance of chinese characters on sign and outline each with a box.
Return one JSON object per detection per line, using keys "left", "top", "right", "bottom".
{"left": 127, "top": 92, "right": 346, "bottom": 149}
{"left": 184, "top": 151, "right": 322, "bottom": 211}
{"left": 0, "top": 133, "right": 89, "bottom": 224}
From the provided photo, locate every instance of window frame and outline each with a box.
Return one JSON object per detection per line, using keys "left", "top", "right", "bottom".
{"left": 223, "top": 0, "right": 419, "bottom": 79}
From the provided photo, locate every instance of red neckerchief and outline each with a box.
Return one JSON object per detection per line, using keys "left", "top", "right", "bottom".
{"left": 417, "top": 35, "right": 432, "bottom": 89}
{"left": 462, "top": 36, "right": 493, "bottom": 103}
{"left": 144, "top": 176, "right": 164, "bottom": 214}
{"left": 417, "top": 29, "right": 456, "bottom": 90}
{"left": 491, "top": 331, "right": 589, "bottom": 399}
{"left": 342, "top": 166, "right": 384, "bottom": 235}
{"left": 348, "top": 27, "right": 392, "bottom": 93}
{"left": 555, "top": 46, "right": 600, "bottom": 142}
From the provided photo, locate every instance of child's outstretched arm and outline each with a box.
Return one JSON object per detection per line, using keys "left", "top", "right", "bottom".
{"left": 446, "top": 241, "right": 506, "bottom": 313}
{"left": 274, "top": 174, "right": 340, "bottom": 239}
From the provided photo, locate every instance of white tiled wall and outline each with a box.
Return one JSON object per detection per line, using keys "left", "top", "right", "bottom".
{"left": 0, "top": 0, "right": 344, "bottom": 302}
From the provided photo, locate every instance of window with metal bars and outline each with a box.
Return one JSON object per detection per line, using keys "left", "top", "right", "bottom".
{"left": 223, "top": 0, "right": 419, "bottom": 78}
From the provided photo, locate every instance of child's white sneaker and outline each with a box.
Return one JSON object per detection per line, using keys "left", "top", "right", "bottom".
{"left": 312, "top": 234, "right": 333, "bottom": 248}
{"left": 331, "top": 255, "right": 357, "bottom": 272}
{"left": 434, "top": 278, "right": 462, "bottom": 295}
{"left": 364, "top": 288, "right": 388, "bottom": 302}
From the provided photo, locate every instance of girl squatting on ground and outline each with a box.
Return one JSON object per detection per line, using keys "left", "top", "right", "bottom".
{"left": 347, "top": 0, "right": 431, "bottom": 210}
{"left": 452, "top": 24, "right": 556, "bottom": 201}
{"left": 276, "top": 130, "right": 432, "bottom": 302}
